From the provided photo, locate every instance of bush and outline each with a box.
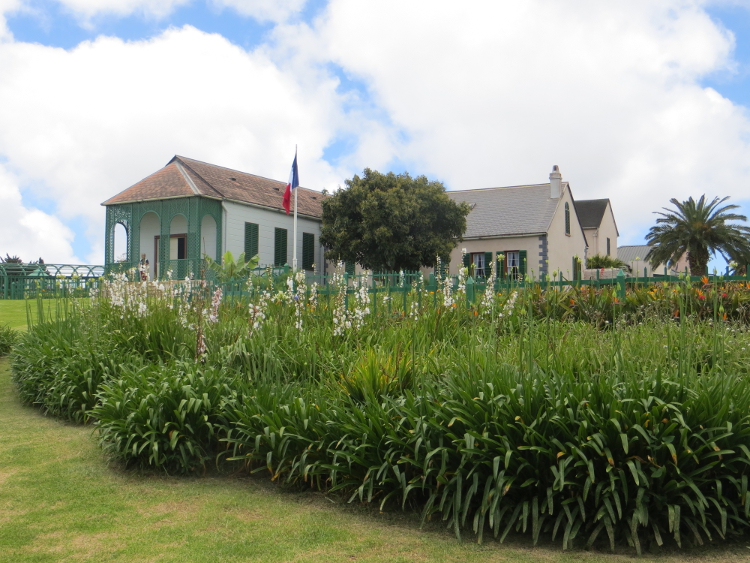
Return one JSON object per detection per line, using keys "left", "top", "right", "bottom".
{"left": 93, "top": 361, "right": 241, "bottom": 473}
{"left": 10, "top": 274, "right": 750, "bottom": 552}
{"left": 0, "top": 324, "right": 17, "bottom": 356}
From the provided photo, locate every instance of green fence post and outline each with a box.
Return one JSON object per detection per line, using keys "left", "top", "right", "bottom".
{"left": 616, "top": 269, "right": 626, "bottom": 300}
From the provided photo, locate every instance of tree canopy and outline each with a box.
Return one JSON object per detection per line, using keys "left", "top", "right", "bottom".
{"left": 645, "top": 195, "right": 750, "bottom": 277}
{"left": 320, "top": 169, "right": 470, "bottom": 272}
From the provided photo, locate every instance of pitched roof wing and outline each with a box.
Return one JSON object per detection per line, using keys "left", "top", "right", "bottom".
{"left": 446, "top": 183, "right": 563, "bottom": 238}
{"left": 574, "top": 199, "right": 610, "bottom": 229}
{"left": 102, "top": 155, "right": 324, "bottom": 218}
{"left": 101, "top": 162, "right": 201, "bottom": 205}
{"left": 617, "top": 245, "right": 653, "bottom": 263}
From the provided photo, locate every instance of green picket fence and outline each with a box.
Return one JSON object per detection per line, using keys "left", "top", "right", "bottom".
{"left": 2, "top": 261, "right": 749, "bottom": 301}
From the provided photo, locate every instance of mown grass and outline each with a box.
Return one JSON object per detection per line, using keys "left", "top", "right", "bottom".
{"left": 4, "top": 357, "right": 750, "bottom": 563}
{"left": 0, "top": 299, "right": 65, "bottom": 330}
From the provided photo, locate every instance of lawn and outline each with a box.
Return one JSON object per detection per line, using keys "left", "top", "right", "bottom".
{"left": 2, "top": 357, "right": 750, "bottom": 562}
{"left": 0, "top": 298, "right": 75, "bottom": 331}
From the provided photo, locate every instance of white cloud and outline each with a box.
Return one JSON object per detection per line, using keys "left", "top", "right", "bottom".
{"left": 2, "top": 0, "right": 750, "bottom": 264}
{"left": 210, "top": 0, "right": 307, "bottom": 23}
{"left": 0, "top": 25, "right": 350, "bottom": 262}
{"left": 52, "top": 0, "right": 191, "bottom": 21}
{"left": 0, "top": 164, "right": 79, "bottom": 262}
{"left": 0, "top": 0, "right": 22, "bottom": 41}
{"left": 279, "top": 0, "right": 750, "bottom": 242}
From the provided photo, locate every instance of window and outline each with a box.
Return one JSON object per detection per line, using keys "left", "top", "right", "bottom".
{"left": 274, "top": 227, "right": 287, "bottom": 266}
{"left": 565, "top": 202, "right": 570, "bottom": 236}
{"left": 302, "top": 232, "right": 315, "bottom": 270}
{"left": 506, "top": 251, "right": 520, "bottom": 279}
{"left": 606, "top": 237, "right": 611, "bottom": 256}
{"left": 471, "top": 253, "right": 485, "bottom": 277}
{"left": 504, "top": 250, "right": 527, "bottom": 280}
{"left": 244, "top": 222, "right": 258, "bottom": 259}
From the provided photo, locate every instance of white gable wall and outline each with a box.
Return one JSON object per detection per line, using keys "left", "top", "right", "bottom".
{"left": 222, "top": 200, "right": 324, "bottom": 269}
{"left": 584, "top": 203, "right": 618, "bottom": 259}
{"left": 546, "top": 187, "right": 588, "bottom": 279}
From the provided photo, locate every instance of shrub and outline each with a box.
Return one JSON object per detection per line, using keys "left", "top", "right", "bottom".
{"left": 93, "top": 361, "right": 240, "bottom": 473}
{"left": 0, "top": 324, "right": 17, "bottom": 356}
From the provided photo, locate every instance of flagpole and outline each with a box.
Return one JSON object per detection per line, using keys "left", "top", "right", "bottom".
{"left": 293, "top": 145, "right": 298, "bottom": 271}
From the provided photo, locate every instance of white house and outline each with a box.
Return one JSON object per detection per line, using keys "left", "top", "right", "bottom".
{"left": 445, "top": 166, "right": 590, "bottom": 280}
{"left": 102, "top": 156, "right": 325, "bottom": 278}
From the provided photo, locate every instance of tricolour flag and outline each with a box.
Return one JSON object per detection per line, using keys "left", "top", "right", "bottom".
{"left": 282, "top": 152, "right": 299, "bottom": 214}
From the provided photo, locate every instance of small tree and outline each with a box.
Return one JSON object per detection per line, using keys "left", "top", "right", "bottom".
{"left": 646, "top": 195, "right": 750, "bottom": 277}
{"left": 320, "top": 169, "right": 470, "bottom": 272}
{"left": 204, "top": 251, "right": 259, "bottom": 283}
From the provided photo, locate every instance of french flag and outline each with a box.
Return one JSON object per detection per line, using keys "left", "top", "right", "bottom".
{"left": 282, "top": 152, "right": 299, "bottom": 214}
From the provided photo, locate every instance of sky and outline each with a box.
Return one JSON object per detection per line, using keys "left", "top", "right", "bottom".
{"left": 0, "top": 0, "right": 749, "bottom": 271}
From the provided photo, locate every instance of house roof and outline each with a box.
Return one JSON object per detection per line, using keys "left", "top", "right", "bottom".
{"left": 574, "top": 199, "right": 610, "bottom": 229}
{"left": 446, "top": 183, "right": 567, "bottom": 238}
{"left": 102, "top": 156, "right": 325, "bottom": 218}
{"left": 617, "top": 245, "right": 653, "bottom": 263}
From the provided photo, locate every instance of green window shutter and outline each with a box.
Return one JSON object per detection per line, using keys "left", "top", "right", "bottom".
{"left": 244, "top": 222, "right": 258, "bottom": 260}
{"left": 483, "top": 252, "right": 493, "bottom": 276}
{"left": 519, "top": 250, "right": 527, "bottom": 277}
{"left": 345, "top": 261, "right": 355, "bottom": 275}
{"left": 565, "top": 203, "right": 570, "bottom": 235}
{"left": 274, "top": 227, "right": 287, "bottom": 266}
{"left": 462, "top": 253, "right": 471, "bottom": 268}
{"left": 302, "top": 232, "right": 315, "bottom": 270}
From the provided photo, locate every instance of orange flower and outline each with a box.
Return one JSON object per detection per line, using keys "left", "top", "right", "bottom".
{"left": 473, "top": 310, "right": 478, "bottom": 316}
{"left": 701, "top": 276, "right": 709, "bottom": 284}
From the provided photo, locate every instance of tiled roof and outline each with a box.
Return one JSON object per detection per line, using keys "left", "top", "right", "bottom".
{"left": 617, "top": 245, "right": 653, "bottom": 263}
{"left": 446, "top": 183, "right": 564, "bottom": 238}
{"left": 574, "top": 199, "right": 609, "bottom": 229}
{"left": 102, "top": 155, "right": 325, "bottom": 218}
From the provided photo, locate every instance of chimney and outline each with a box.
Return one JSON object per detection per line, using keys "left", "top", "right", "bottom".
{"left": 549, "top": 165, "right": 562, "bottom": 199}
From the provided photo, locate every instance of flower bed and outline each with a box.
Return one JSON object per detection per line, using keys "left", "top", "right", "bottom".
{"left": 10, "top": 268, "right": 750, "bottom": 553}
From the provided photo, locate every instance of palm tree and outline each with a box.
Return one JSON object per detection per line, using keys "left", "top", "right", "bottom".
{"left": 645, "top": 195, "right": 750, "bottom": 277}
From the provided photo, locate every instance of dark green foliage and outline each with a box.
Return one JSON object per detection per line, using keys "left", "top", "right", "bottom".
{"left": 93, "top": 362, "right": 239, "bottom": 473}
{"left": 320, "top": 168, "right": 470, "bottom": 271}
{"left": 10, "top": 279, "right": 750, "bottom": 552}
{"left": 586, "top": 254, "right": 630, "bottom": 271}
{"left": 646, "top": 195, "right": 750, "bottom": 277}
{"left": 0, "top": 324, "right": 16, "bottom": 355}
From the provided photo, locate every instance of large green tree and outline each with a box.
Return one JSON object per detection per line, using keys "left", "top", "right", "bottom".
{"left": 645, "top": 195, "right": 750, "bottom": 277}
{"left": 321, "top": 169, "right": 470, "bottom": 272}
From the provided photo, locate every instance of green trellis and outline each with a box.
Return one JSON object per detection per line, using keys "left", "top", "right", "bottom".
{"left": 105, "top": 197, "right": 222, "bottom": 271}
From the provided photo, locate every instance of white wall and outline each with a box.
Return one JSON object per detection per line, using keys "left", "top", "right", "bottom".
{"left": 223, "top": 200, "right": 323, "bottom": 269}
{"left": 546, "top": 187, "right": 588, "bottom": 278}
{"left": 448, "top": 237, "right": 544, "bottom": 278}
{"left": 170, "top": 214, "right": 187, "bottom": 235}
{"left": 201, "top": 214, "right": 217, "bottom": 261}
{"left": 139, "top": 212, "right": 159, "bottom": 279}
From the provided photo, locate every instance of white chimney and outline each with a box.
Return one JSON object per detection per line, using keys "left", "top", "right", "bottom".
{"left": 549, "top": 165, "right": 562, "bottom": 199}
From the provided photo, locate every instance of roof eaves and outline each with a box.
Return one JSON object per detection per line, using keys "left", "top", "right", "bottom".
{"left": 461, "top": 231, "right": 547, "bottom": 240}
{"left": 101, "top": 194, "right": 222, "bottom": 207}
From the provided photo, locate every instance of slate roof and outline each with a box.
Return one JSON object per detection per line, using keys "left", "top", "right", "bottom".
{"left": 617, "top": 245, "right": 653, "bottom": 263}
{"left": 102, "top": 156, "right": 325, "bottom": 219}
{"left": 574, "top": 199, "right": 610, "bottom": 229}
{"left": 446, "top": 183, "right": 566, "bottom": 238}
